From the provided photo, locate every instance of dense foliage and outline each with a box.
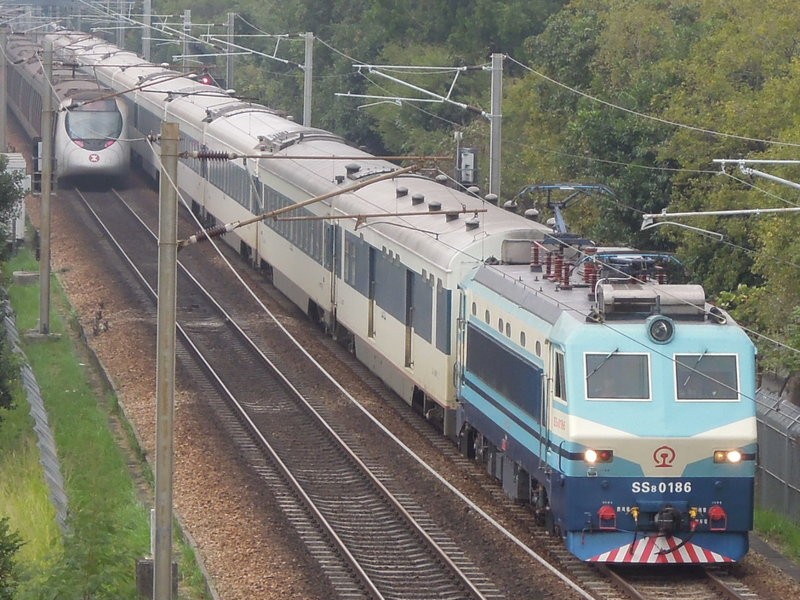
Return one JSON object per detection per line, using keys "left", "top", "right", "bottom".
{"left": 0, "top": 156, "right": 23, "bottom": 422}
{"left": 0, "top": 516, "right": 23, "bottom": 600}
{"left": 0, "top": 155, "right": 24, "bottom": 261}
{"left": 145, "top": 0, "right": 800, "bottom": 372}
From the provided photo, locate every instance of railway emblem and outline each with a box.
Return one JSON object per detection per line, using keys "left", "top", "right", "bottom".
{"left": 89, "top": 153, "right": 100, "bottom": 163}
{"left": 653, "top": 445, "right": 676, "bottom": 468}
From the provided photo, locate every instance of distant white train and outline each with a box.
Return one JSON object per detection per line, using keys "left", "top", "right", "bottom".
{"left": 3, "top": 32, "right": 129, "bottom": 181}
{"left": 47, "top": 29, "right": 757, "bottom": 565}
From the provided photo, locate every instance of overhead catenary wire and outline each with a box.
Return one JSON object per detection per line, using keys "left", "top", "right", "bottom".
{"left": 45, "top": 14, "right": 797, "bottom": 369}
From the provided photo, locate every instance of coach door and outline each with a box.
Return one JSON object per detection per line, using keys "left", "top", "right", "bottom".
{"left": 405, "top": 270, "right": 413, "bottom": 367}
{"left": 543, "top": 346, "right": 567, "bottom": 471}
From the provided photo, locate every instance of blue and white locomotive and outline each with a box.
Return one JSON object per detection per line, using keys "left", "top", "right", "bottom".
{"left": 458, "top": 247, "right": 757, "bottom": 562}
{"left": 42, "top": 30, "right": 757, "bottom": 564}
{"left": 3, "top": 32, "right": 129, "bottom": 180}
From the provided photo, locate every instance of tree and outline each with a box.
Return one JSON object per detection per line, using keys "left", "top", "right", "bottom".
{"left": 0, "top": 517, "right": 23, "bottom": 600}
{"left": 0, "top": 155, "right": 24, "bottom": 261}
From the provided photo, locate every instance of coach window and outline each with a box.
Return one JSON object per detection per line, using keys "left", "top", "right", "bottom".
{"left": 505, "top": 323, "right": 511, "bottom": 337}
{"left": 498, "top": 318, "right": 504, "bottom": 333}
{"left": 520, "top": 331, "right": 526, "bottom": 347}
{"left": 485, "top": 310, "right": 490, "bottom": 324}
{"left": 585, "top": 352, "right": 650, "bottom": 401}
{"left": 675, "top": 354, "right": 739, "bottom": 401}
{"left": 471, "top": 302, "right": 477, "bottom": 316}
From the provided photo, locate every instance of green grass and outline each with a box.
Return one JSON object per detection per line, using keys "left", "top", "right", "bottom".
{"left": 0, "top": 403, "right": 62, "bottom": 567}
{"left": 1, "top": 249, "right": 209, "bottom": 599}
{"left": 755, "top": 509, "right": 800, "bottom": 563}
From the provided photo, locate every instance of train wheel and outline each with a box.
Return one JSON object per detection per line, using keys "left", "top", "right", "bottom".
{"left": 458, "top": 424, "right": 476, "bottom": 459}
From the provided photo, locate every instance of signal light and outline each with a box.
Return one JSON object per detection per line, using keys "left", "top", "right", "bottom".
{"left": 199, "top": 71, "right": 215, "bottom": 86}
{"left": 713, "top": 449, "right": 743, "bottom": 463}
{"left": 584, "top": 448, "right": 613, "bottom": 464}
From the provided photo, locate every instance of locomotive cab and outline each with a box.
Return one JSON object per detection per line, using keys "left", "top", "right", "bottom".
{"left": 546, "top": 282, "right": 757, "bottom": 562}
{"left": 63, "top": 95, "right": 124, "bottom": 151}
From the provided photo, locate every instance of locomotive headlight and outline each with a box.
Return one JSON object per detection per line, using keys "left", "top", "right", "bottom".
{"left": 584, "top": 448, "right": 613, "bottom": 464}
{"left": 647, "top": 315, "right": 675, "bottom": 343}
{"left": 713, "top": 449, "right": 742, "bottom": 463}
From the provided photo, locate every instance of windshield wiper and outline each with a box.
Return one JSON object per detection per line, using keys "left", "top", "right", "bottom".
{"left": 586, "top": 348, "right": 619, "bottom": 380}
{"left": 681, "top": 350, "right": 708, "bottom": 389}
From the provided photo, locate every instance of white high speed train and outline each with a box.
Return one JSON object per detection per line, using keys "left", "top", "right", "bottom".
{"left": 3, "top": 32, "right": 129, "bottom": 180}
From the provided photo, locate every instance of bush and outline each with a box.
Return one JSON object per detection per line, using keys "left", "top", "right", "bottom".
{"left": 0, "top": 516, "right": 23, "bottom": 600}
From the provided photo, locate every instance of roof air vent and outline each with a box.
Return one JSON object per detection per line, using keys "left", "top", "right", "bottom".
{"left": 345, "top": 163, "right": 361, "bottom": 178}
{"left": 435, "top": 174, "right": 448, "bottom": 184}
{"left": 412, "top": 193, "right": 425, "bottom": 205}
{"left": 396, "top": 187, "right": 408, "bottom": 198}
{"left": 503, "top": 200, "right": 518, "bottom": 212}
{"left": 485, "top": 193, "right": 498, "bottom": 205}
{"left": 524, "top": 208, "right": 540, "bottom": 221}
{"left": 446, "top": 211, "right": 460, "bottom": 222}
{"left": 428, "top": 201, "right": 442, "bottom": 212}
{"left": 466, "top": 216, "right": 480, "bottom": 230}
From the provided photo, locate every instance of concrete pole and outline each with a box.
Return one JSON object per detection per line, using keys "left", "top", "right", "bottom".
{"left": 488, "top": 53, "right": 503, "bottom": 199}
{"left": 453, "top": 131, "right": 462, "bottom": 184}
{"left": 225, "top": 12, "right": 234, "bottom": 89}
{"left": 182, "top": 10, "right": 190, "bottom": 73}
{"left": 39, "top": 40, "right": 54, "bottom": 335}
{"left": 1, "top": 29, "right": 7, "bottom": 153}
{"left": 143, "top": 0, "right": 151, "bottom": 61}
{"left": 302, "top": 32, "right": 313, "bottom": 126}
{"left": 153, "top": 121, "right": 179, "bottom": 600}
{"left": 116, "top": 0, "right": 124, "bottom": 49}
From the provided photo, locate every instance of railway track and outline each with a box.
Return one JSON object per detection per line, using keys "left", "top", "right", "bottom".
{"left": 62, "top": 181, "right": 768, "bottom": 600}
{"left": 71, "top": 186, "right": 510, "bottom": 599}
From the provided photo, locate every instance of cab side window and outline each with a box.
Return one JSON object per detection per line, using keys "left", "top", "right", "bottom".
{"left": 553, "top": 350, "right": 567, "bottom": 404}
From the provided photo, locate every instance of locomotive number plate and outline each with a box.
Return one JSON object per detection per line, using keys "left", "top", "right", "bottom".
{"left": 631, "top": 480, "right": 693, "bottom": 494}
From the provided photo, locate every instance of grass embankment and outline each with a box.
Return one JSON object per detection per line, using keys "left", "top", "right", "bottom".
{"left": 755, "top": 511, "right": 800, "bottom": 563}
{"left": 0, "top": 250, "right": 208, "bottom": 599}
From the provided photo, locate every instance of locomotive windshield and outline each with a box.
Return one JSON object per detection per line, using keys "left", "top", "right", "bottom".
{"left": 585, "top": 353, "right": 650, "bottom": 400}
{"left": 675, "top": 354, "right": 739, "bottom": 400}
{"left": 65, "top": 99, "right": 123, "bottom": 150}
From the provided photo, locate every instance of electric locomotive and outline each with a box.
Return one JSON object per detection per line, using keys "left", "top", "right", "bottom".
{"left": 3, "top": 32, "right": 129, "bottom": 180}
{"left": 457, "top": 245, "right": 757, "bottom": 562}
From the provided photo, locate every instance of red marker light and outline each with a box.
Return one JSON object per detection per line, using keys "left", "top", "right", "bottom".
{"left": 708, "top": 505, "right": 727, "bottom": 531}
{"left": 597, "top": 505, "right": 617, "bottom": 530}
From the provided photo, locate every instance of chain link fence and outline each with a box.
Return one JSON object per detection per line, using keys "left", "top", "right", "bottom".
{"left": 756, "top": 382, "right": 800, "bottom": 522}
{"left": 3, "top": 299, "right": 69, "bottom": 533}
